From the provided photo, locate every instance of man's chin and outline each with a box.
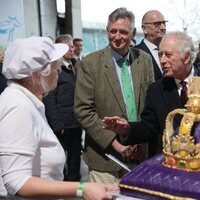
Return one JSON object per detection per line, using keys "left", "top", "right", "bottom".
{"left": 163, "top": 72, "right": 173, "bottom": 77}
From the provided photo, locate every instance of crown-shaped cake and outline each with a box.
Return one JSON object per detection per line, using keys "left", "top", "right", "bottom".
{"left": 163, "top": 77, "right": 200, "bottom": 171}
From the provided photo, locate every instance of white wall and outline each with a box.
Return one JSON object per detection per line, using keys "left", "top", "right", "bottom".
{"left": 0, "top": 0, "right": 26, "bottom": 48}
{"left": 23, "top": 0, "right": 40, "bottom": 37}
{"left": 39, "top": 0, "right": 57, "bottom": 40}
{"left": 0, "top": 0, "right": 58, "bottom": 49}
{"left": 72, "top": 0, "right": 82, "bottom": 38}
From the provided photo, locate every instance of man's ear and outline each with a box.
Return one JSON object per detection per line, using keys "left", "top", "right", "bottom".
{"left": 106, "top": 26, "right": 109, "bottom": 32}
{"left": 183, "top": 52, "right": 191, "bottom": 64}
{"left": 132, "top": 28, "right": 136, "bottom": 38}
{"left": 142, "top": 24, "right": 148, "bottom": 35}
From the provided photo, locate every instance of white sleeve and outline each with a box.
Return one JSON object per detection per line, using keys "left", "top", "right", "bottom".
{"left": 0, "top": 170, "right": 7, "bottom": 197}
{"left": 0, "top": 105, "right": 38, "bottom": 195}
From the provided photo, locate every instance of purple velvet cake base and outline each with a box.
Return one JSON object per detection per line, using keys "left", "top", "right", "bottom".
{"left": 120, "top": 154, "right": 200, "bottom": 199}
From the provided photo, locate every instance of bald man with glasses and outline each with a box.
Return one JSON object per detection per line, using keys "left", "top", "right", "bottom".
{"left": 135, "top": 10, "right": 167, "bottom": 81}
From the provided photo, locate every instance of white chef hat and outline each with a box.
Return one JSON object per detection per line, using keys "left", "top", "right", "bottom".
{"left": 2, "top": 36, "right": 69, "bottom": 79}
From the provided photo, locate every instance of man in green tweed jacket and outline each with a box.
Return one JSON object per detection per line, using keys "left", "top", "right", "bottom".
{"left": 75, "top": 7, "right": 154, "bottom": 184}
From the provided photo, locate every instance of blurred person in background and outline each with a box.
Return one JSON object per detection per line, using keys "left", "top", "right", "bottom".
{"left": 194, "top": 42, "right": 200, "bottom": 65}
{"left": 73, "top": 38, "right": 84, "bottom": 62}
{"left": 43, "top": 34, "right": 83, "bottom": 181}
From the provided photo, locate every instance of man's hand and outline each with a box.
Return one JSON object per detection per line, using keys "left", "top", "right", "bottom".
{"left": 102, "top": 116, "right": 130, "bottom": 136}
{"left": 111, "top": 139, "right": 137, "bottom": 162}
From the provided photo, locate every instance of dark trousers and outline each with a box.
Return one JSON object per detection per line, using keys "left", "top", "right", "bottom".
{"left": 55, "top": 127, "right": 82, "bottom": 181}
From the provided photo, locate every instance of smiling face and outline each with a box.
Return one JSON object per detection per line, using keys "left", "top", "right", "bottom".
{"left": 107, "top": 17, "right": 134, "bottom": 56}
{"left": 159, "top": 35, "right": 192, "bottom": 80}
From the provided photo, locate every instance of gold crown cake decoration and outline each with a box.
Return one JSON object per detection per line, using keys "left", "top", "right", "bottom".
{"left": 163, "top": 77, "right": 200, "bottom": 171}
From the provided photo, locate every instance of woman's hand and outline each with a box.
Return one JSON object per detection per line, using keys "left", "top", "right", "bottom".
{"left": 83, "top": 183, "right": 119, "bottom": 200}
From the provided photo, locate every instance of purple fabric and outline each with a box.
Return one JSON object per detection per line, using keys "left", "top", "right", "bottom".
{"left": 193, "top": 123, "right": 200, "bottom": 142}
{"left": 120, "top": 154, "right": 200, "bottom": 199}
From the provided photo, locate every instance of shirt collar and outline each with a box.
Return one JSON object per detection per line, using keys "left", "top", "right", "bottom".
{"left": 144, "top": 39, "right": 158, "bottom": 51}
{"left": 110, "top": 47, "right": 130, "bottom": 63}
{"left": 62, "top": 59, "right": 73, "bottom": 70}
{"left": 74, "top": 54, "right": 82, "bottom": 60}
{"left": 7, "top": 81, "right": 44, "bottom": 109}
{"left": 175, "top": 66, "right": 194, "bottom": 88}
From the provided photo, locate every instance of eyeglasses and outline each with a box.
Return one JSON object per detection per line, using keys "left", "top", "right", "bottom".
{"left": 143, "top": 21, "right": 168, "bottom": 28}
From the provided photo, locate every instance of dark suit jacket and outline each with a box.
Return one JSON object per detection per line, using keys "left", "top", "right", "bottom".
{"left": 74, "top": 46, "right": 154, "bottom": 171}
{"left": 135, "top": 40, "right": 163, "bottom": 80}
{"left": 125, "top": 64, "right": 200, "bottom": 157}
{"left": 43, "top": 64, "right": 80, "bottom": 132}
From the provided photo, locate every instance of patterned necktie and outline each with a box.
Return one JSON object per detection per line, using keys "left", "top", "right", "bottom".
{"left": 119, "top": 57, "right": 137, "bottom": 122}
{"left": 68, "top": 64, "right": 75, "bottom": 74}
{"left": 180, "top": 81, "right": 188, "bottom": 106}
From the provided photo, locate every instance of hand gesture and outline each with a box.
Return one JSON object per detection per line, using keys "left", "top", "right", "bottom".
{"left": 102, "top": 116, "right": 130, "bottom": 136}
{"left": 111, "top": 139, "right": 137, "bottom": 162}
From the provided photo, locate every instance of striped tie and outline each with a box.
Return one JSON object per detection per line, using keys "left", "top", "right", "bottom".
{"left": 180, "top": 81, "right": 188, "bottom": 106}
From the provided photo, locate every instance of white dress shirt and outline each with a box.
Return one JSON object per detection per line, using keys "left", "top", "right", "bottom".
{"left": 143, "top": 39, "right": 162, "bottom": 72}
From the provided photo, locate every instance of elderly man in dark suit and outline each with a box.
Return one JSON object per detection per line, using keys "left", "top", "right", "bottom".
{"left": 103, "top": 31, "right": 200, "bottom": 158}
{"left": 135, "top": 10, "right": 167, "bottom": 81}
{"left": 75, "top": 7, "right": 154, "bottom": 184}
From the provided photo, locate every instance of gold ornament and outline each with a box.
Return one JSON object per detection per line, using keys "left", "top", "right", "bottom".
{"left": 163, "top": 77, "right": 200, "bottom": 171}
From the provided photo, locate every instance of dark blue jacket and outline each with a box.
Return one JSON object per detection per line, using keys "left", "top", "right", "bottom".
{"left": 135, "top": 40, "right": 163, "bottom": 80}
{"left": 43, "top": 63, "right": 80, "bottom": 132}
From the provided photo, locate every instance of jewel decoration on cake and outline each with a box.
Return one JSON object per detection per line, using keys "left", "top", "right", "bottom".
{"left": 163, "top": 77, "right": 200, "bottom": 171}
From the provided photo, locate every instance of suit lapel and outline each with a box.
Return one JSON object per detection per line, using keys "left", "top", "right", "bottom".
{"left": 129, "top": 49, "right": 141, "bottom": 111}
{"left": 160, "top": 77, "right": 183, "bottom": 126}
{"left": 138, "top": 40, "right": 162, "bottom": 80}
{"left": 103, "top": 48, "right": 127, "bottom": 117}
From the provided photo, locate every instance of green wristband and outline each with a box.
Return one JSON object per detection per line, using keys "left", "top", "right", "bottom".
{"left": 76, "top": 182, "right": 84, "bottom": 197}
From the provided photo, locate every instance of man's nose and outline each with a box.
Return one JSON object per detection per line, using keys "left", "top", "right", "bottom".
{"left": 159, "top": 54, "right": 166, "bottom": 64}
{"left": 115, "top": 31, "right": 122, "bottom": 39}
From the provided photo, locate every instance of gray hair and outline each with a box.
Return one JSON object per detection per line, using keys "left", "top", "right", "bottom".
{"left": 39, "top": 60, "right": 61, "bottom": 93}
{"left": 160, "top": 31, "right": 195, "bottom": 63}
{"left": 55, "top": 34, "right": 73, "bottom": 44}
{"left": 107, "top": 7, "right": 135, "bottom": 30}
{"left": 39, "top": 62, "right": 54, "bottom": 77}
